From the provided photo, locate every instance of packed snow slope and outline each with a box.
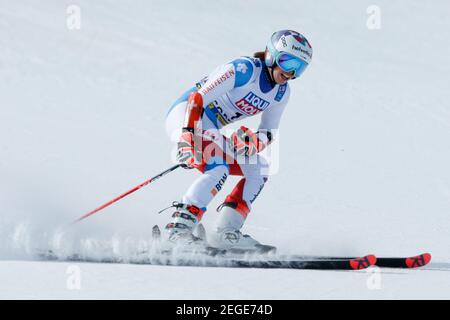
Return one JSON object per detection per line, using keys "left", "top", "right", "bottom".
{"left": 1, "top": 0, "right": 449, "bottom": 299}
{"left": 1, "top": 260, "right": 449, "bottom": 300}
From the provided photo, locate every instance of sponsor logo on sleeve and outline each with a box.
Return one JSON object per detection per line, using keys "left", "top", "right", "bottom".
{"left": 274, "top": 84, "right": 287, "bottom": 102}
{"left": 200, "top": 69, "right": 235, "bottom": 95}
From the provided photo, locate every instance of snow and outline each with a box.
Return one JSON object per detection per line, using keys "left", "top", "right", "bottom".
{"left": 1, "top": 0, "right": 450, "bottom": 299}
{"left": 1, "top": 260, "right": 449, "bottom": 300}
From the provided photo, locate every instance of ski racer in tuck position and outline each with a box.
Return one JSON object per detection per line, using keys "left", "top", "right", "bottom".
{"left": 162, "top": 29, "right": 313, "bottom": 252}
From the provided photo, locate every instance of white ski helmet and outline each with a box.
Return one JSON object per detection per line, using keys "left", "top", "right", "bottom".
{"left": 265, "top": 30, "right": 312, "bottom": 78}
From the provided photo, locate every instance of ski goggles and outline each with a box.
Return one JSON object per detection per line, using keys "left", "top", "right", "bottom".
{"left": 275, "top": 52, "right": 309, "bottom": 78}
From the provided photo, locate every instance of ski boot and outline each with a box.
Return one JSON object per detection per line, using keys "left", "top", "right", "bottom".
{"left": 209, "top": 203, "right": 276, "bottom": 254}
{"left": 159, "top": 202, "right": 210, "bottom": 253}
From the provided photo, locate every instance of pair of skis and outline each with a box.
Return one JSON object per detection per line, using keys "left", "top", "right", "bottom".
{"left": 36, "top": 249, "right": 431, "bottom": 271}
{"left": 151, "top": 225, "right": 431, "bottom": 271}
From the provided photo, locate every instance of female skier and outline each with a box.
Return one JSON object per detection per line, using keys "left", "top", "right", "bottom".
{"left": 163, "top": 30, "right": 312, "bottom": 252}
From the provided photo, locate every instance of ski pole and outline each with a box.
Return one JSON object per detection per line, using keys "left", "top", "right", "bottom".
{"left": 72, "top": 163, "right": 185, "bottom": 224}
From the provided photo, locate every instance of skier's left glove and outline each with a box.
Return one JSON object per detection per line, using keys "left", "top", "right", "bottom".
{"left": 229, "top": 126, "right": 267, "bottom": 157}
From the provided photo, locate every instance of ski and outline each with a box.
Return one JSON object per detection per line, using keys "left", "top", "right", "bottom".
{"left": 374, "top": 253, "right": 432, "bottom": 269}
{"left": 289, "top": 253, "right": 432, "bottom": 269}
{"left": 229, "top": 255, "right": 376, "bottom": 270}
{"left": 36, "top": 250, "right": 376, "bottom": 271}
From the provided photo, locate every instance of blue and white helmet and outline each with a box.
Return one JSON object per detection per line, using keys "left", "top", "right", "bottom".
{"left": 265, "top": 30, "right": 313, "bottom": 78}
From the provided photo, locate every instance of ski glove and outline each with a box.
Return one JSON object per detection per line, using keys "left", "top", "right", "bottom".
{"left": 229, "top": 126, "right": 267, "bottom": 157}
{"left": 177, "top": 128, "right": 202, "bottom": 169}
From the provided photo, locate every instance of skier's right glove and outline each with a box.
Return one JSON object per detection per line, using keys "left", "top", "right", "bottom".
{"left": 229, "top": 126, "right": 267, "bottom": 157}
{"left": 177, "top": 128, "right": 202, "bottom": 169}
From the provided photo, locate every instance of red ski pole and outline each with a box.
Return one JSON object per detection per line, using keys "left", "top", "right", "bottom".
{"left": 73, "top": 163, "right": 185, "bottom": 224}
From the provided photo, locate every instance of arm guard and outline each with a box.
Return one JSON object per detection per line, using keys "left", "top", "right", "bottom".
{"left": 183, "top": 91, "right": 204, "bottom": 130}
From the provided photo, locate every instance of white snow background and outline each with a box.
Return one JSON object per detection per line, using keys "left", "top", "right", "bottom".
{"left": 0, "top": 0, "right": 449, "bottom": 299}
